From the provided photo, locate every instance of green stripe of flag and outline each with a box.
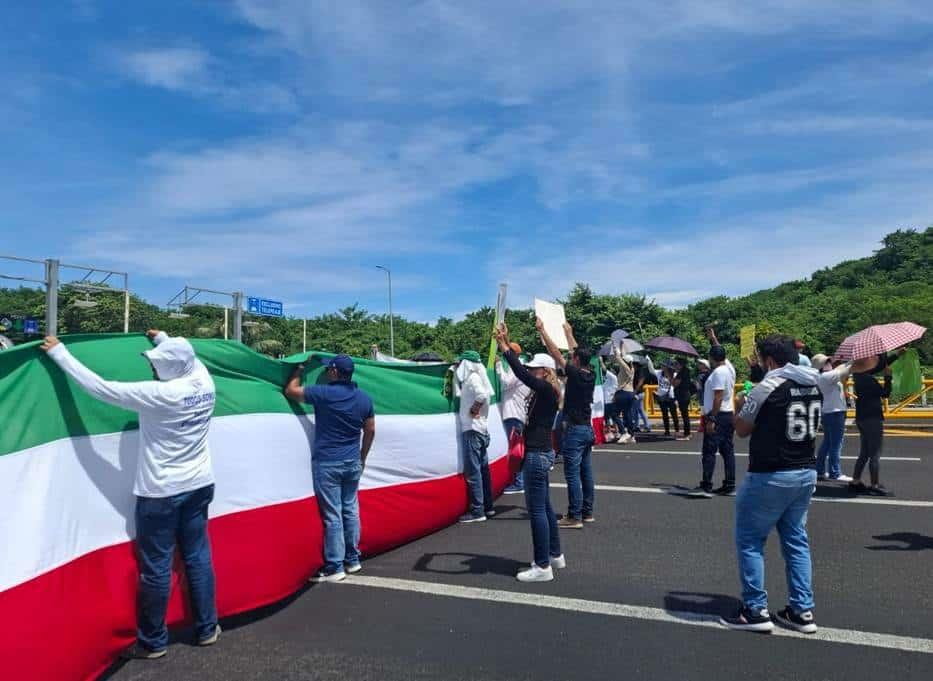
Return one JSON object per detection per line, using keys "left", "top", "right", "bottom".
{"left": 0, "top": 334, "right": 490, "bottom": 458}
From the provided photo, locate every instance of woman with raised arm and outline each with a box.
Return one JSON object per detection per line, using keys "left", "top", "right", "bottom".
{"left": 495, "top": 323, "right": 565, "bottom": 583}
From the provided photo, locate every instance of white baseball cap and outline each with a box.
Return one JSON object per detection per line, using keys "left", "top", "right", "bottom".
{"left": 811, "top": 353, "right": 830, "bottom": 371}
{"left": 524, "top": 353, "right": 556, "bottom": 370}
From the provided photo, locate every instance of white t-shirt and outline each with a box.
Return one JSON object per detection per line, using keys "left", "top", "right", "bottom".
{"left": 818, "top": 365, "right": 850, "bottom": 414}
{"left": 655, "top": 371, "right": 673, "bottom": 400}
{"left": 459, "top": 371, "right": 491, "bottom": 434}
{"left": 703, "top": 361, "right": 736, "bottom": 415}
{"left": 497, "top": 361, "right": 532, "bottom": 423}
{"left": 49, "top": 334, "right": 215, "bottom": 498}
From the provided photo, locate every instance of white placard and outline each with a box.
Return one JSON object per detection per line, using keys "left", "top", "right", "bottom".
{"left": 534, "top": 298, "right": 569, "bottom": 350}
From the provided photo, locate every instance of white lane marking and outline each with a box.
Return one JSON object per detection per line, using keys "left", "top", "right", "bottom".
{"left": 341, "top": 576, "right": 933, "bottom": 654}
{"left": 550, "top": 483, "right": 933, "bottom": 508}
{"left": 593, "top": 449, "right": 921, "bottom": 462}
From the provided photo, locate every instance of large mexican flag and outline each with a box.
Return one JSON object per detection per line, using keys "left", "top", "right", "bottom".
{"left": 0, "top": 335, "right": 511, "bottom": 681}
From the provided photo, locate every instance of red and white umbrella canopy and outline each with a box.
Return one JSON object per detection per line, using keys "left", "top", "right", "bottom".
{"left": 834, "top": 322, "right": 927, "bottom": 361}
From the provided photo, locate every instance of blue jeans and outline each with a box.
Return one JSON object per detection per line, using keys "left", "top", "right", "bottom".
{"left": 462, "top": 430, "right": 493, "bottom": 518}
{"left": 632, "top": 393, "right": 649, "bottom": 429}
{"left": 313, "top": 459, "right": 363, "bottom": 573}
{"left": 135, "top": 484, "right": 217, "bottom": 651}
{"left": 562, "top": 424, "right": 595, "bottom": 519}
{"left": 702, "top": 413, "right": 736, "bottom": 487}
{"left": 609, "top": 391, "right": 636, "bottom": 436}
{"left": 816, "top": 411, "right": 846, "bottom": 478}
{"left": 735, "top": 469, "right": 816, "bottom": 613}
{"left": 523, "top": 450, "right": 562, "bottom": 567}
{"left": 503, "top": 418, "right": 525, "bottom": 489}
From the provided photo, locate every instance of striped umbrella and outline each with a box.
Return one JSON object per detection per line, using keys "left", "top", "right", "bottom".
{"left": 833, "top": 322, "right": 927, "bottom": 361}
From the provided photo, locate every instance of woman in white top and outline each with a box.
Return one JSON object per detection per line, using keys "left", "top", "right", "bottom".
{"left": 645, "top": 356, "right": 678, "bottom": 437}
{"left": 812, "top": 354, "right": 853, "bottom": 482}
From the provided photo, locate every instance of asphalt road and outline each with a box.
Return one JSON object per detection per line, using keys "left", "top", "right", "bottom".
{"left": 105, "top": 433, "right": 933, "bottom": 681}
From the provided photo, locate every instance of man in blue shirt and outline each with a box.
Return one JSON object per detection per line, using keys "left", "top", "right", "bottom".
{"left": 285, "top": 354, "right": 376, "bottom": 582}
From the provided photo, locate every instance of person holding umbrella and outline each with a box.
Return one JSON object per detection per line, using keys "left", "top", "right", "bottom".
{"left": 671, "top": 358, "right": 693, "bottom": 440}
{"left": 834, "top": 322, "right": 926, "bottom": 496}
{"left": 848, "top": 350, "right": 903, "bottom": 496}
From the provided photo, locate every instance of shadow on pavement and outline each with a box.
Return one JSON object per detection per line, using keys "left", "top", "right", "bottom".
{"left": 866, "top": 532, "right": 933, "bottom": 551}
{"left": 663, "top": 591, "right": 742, "bottom": 622}
{"left": 414, "top": 552, "right": 526, "bottom": 577}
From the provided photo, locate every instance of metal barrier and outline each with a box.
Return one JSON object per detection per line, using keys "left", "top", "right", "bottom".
{"left": 639, "top": 379, "right": 933, "bottom": 420}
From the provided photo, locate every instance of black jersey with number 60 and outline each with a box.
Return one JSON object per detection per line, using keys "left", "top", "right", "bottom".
{"left": 737, "top": 365, "right": 822, "bottom": 473}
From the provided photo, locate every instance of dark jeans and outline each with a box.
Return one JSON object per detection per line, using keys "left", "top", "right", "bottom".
{"left": 609, "top": 390, "right": 636, "bottom": 436}
{"left": 562, "top": 424, "right": 595, "bottom": 519}
{"left": 702, "top": 413, "right": 736, "bottom": 489}
{"left": 462, "top": 430, "right": 493, "bottom": 518}
{"left": 659, "top": 398, "right": 679, "bottom": 435}
{"left": 135, "top": 484, "right": 218, "bottom": 652}
{"left": 676, "top": 399, "right": 691, "bottom": 437}
{"left": 523, "top": 450, "right": 562, "bottom": 568}
{"left": 504, "top": 418, "right": 525, "bottom": 489}
{"left": 854, "top": 418, "right": 884, "bottom": 485}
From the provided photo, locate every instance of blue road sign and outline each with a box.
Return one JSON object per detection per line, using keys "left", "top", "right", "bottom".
{"left": 246, "top": 297, "right": 284, "bottom": 317}
{"left": 23, "top": 319, "right": 39, "bottom": 335}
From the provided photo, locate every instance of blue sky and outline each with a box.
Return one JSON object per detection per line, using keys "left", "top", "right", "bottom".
{"left": 3, "top": 1, "right": 933, "bottom": 322}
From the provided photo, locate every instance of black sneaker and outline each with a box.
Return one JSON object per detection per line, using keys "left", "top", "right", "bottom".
{"left": 120, "top": 643, "right": 167, "bottom": 660}
{"left": 848, "top": 480, "right": 868, "bottom": 494}
{"left": 719, "top": 606, "right": 774, "bottom": 633}
{"left": 713, "top": 484, "right": 736, "bottom": 496}
{"left": 775, "top": 607, "right": 817, "bottom": 634}
{"left": 686, "top": 484, "right": 713, "bottom": 498}
{"left": 867, "top": 485, "right": 893, "bottom": 497}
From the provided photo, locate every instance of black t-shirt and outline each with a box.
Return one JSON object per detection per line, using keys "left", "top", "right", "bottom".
{"left": 853, "top": 371, "right": 891, "bottom": 421}
{"left": 563, "top": 363, "right": 595, "bottom": 425}
{"left": 738, "top": 366, "right": 821, "bottom": 473}
{"left": 503, "top": 350, "right": 560, "bottom": 451}
{"left": 673, "top": 365, "right": 692, "bottom": 401}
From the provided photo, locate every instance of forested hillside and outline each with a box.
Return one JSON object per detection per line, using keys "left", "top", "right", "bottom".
{"left": 1, "top": 228, "right": 929, "bottom": 370}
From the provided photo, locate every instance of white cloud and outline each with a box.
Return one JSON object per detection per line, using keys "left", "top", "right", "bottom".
{"left": 115, "top": 46, "right": 297, "bottom": 113}
{"left": 120, "top": 47, "right": 210, "bottom": 91}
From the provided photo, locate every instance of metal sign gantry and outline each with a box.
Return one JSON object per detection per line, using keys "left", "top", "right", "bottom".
{"left": 167, "top": 286, "right": 244, "bottom": 342}
{"left": 0, "top": 256, "right": 130, "bottom": 335}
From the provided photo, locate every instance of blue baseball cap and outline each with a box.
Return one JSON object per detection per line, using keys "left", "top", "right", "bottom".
{"left": 321, "top": 354, "right": 354, "bottom": 374}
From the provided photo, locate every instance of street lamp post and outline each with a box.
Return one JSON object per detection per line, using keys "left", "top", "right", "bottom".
{"left": 376, "top": 265, "right": 394, "bottom": 357}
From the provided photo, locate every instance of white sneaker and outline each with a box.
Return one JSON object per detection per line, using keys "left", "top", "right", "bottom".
{"left": 517, "top": 564, "right": 554, "bottom": 583}
{"left": 833, "top": 474, "right": 853, "bottom": 482}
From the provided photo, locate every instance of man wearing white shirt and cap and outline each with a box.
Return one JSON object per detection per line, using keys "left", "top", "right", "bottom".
{"left": 40, "top": 330, "right": 220, "bottom": 659}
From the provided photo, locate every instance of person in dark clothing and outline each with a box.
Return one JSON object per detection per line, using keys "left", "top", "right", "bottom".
{"left": 848, "top": 350, "right": 903, "bottom": 496}
{"left": 537, "top": 317, "right": 596, "bottom": 528}
{"left": 672, "top": 359, "right": 692, "bottom": 440}
{"left": 496, "top": 323, "right": 565, "bottom": 583}
{"left": 720, "top": 334, "right": 821, "bottom": 635}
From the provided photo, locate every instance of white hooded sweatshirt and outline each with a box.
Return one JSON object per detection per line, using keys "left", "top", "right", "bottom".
{"left": 48, "top": 332, "right": 216, "bottom": 498}
{"left": 455, "top": 360, "right": 493, "bottom": 434}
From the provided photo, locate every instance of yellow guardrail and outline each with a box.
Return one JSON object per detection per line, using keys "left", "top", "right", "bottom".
{"left": 638, "top": 378, "right": 933, "bottom": 420}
